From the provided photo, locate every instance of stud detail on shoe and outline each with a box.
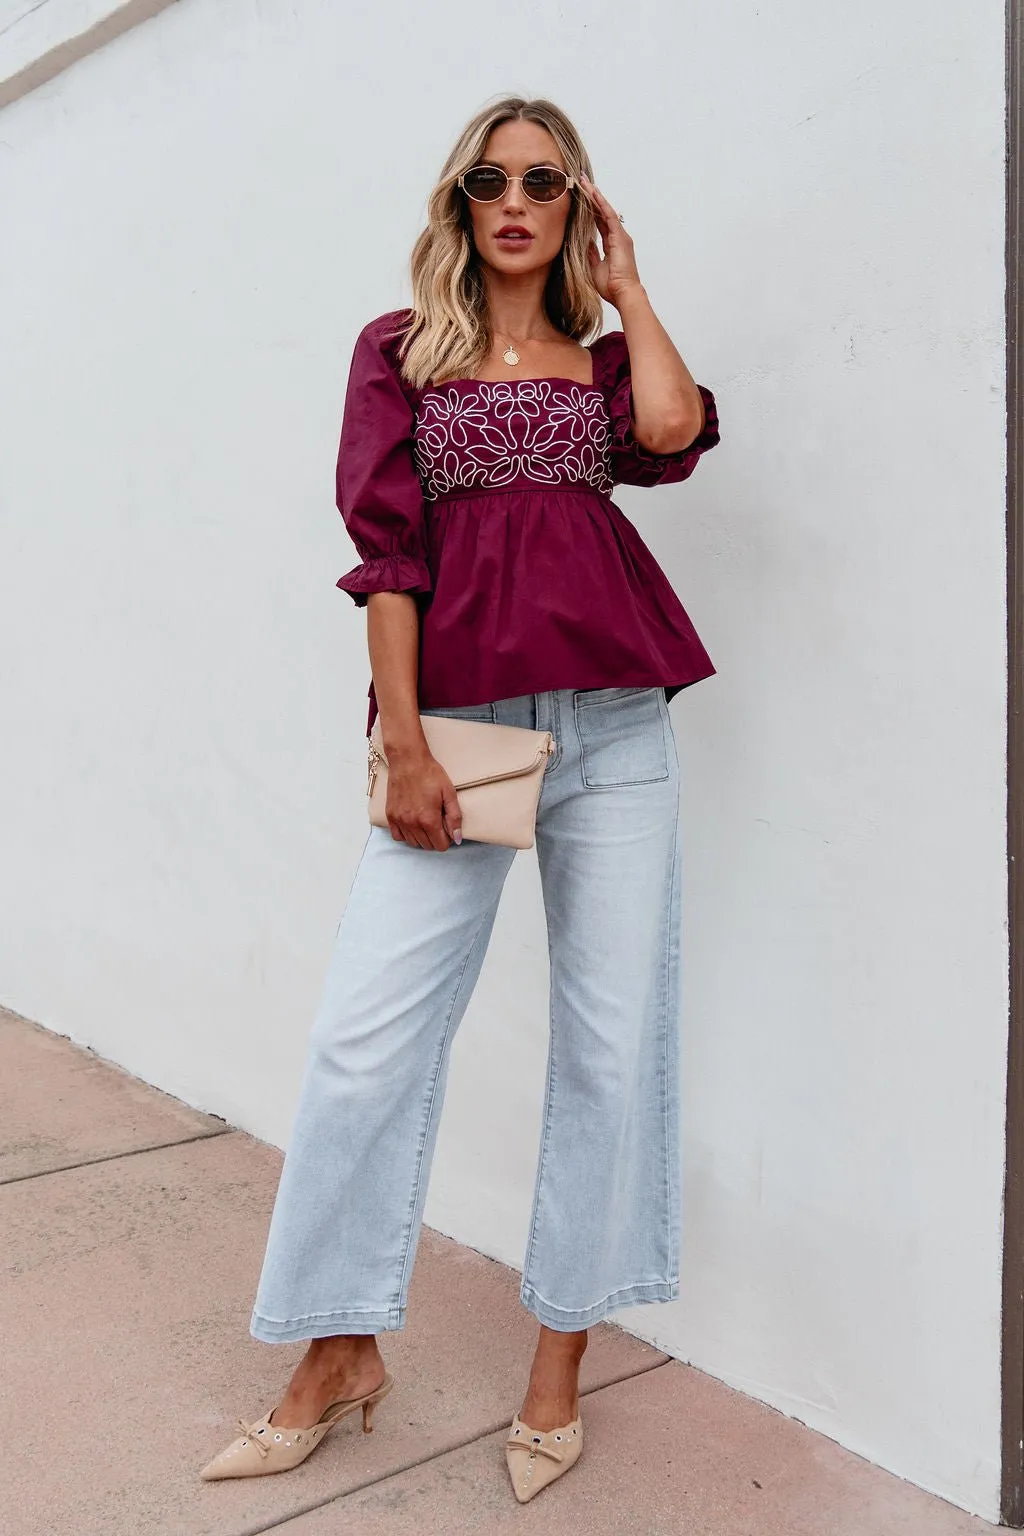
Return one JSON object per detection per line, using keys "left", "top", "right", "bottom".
{"left": 504, "top": 1411, "right": 584, "bottom": 1503}
{"left": 199, "top": 1372, "right": 395, "bottom": 1482}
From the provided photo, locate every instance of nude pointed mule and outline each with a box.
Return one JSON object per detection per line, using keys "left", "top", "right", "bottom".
{"left": 504, "top": 1408, "right": 583, "bottom": 1501}
{"left": 200, "top": 1371, "right": 395, "bottom": 1481}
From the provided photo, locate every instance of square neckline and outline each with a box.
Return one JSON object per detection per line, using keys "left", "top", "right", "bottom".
{"left": 424, "top": 338, "right": 600, "bottom": 395}
{"left": 422, "top": 374, "right": 602, "bottom": 394}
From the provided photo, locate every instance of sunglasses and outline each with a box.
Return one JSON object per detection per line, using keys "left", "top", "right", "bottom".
{"left": 457, "top": 164, "right": 576, "bottom": 205}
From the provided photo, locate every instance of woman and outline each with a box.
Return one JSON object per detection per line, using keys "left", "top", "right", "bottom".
{"left": 202, "top": 95, "right": 719, "bottom": 1503}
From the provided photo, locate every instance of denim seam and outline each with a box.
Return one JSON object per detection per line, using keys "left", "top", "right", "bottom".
{"left": 334, "top": 826, "right": 377, "bottom": 942}
{"left": 252, "top": 1302, "right": 400, "bottom": 1325}
{"left": 522, "top": 1279, "right": 680, "bottom": 1312}
{"left": 573, "top": 685, "right": 657, "bottom": 707}
{"left": 520, "top": 901, "right": 562, "bottom": 1290}
{"left": 541, "top": 689, "right": 563, "bottom": 775}
{"left": 662, "top": 800, "right": 681, "bottom": 1272}
{"left": 250, "top": 1306, "right": 403, "bottom": 1342}
{"left": 520, "top": 1277, "right": 680, "bottom": 1327}
{"left": 581, "top": 771, "right": 671, "bottom": 788}
{"left": 392, "top": 897, "right": 502, "bottom": 1311}
{"left": 662, "top": 694, "right": 682, "bottom": 1268}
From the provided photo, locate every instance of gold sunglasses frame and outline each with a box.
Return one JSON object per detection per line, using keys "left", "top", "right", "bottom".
{"left": 457, "top": 164, "right": 577, "bottom": 205}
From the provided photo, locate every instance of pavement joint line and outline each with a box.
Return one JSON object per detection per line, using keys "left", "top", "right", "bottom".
{"left": 0, "top": 1126, "right": 235, "bottom": 1186}
{"left": 238, "top": 1357, "right": 675, "bottom": 1536}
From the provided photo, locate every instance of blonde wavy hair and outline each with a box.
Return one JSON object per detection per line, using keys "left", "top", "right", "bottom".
{"left": 393, "top": 96, "right": 603, "bottom": 389}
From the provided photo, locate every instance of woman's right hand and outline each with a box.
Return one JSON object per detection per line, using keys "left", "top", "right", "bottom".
{"left": 384, "top": 745, "right": 463, "bottom": 851}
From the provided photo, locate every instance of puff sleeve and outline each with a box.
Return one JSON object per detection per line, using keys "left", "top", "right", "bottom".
{"left": 335, "top": 313, "right": 432, "bottom": 607}
{"left": 592, "top": 330, "right": 720, "bottom": 489}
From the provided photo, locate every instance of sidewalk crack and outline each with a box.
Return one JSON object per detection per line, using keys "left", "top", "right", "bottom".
{"left": 0, "top": 1127, "right": 234, "bottom": 1185}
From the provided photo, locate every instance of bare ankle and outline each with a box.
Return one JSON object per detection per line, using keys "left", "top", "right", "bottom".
{"left": 534, "top": 1325, "right": 588, "bottom": 1360}
{"left": 306, "top": 1334, "right": 379, "bottom": 1365}
{"left": 270, "top": 1335, "right": 384, "bottom": 1428}
{"left": 291, "top": 1335, "right": 381, "bottom": 1392}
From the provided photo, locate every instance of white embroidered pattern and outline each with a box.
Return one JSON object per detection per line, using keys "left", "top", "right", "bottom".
{"left": 413, "top": 380, "right": 613, "bottom": 501}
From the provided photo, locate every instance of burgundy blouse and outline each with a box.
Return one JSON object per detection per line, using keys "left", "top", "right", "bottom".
{"left": 335, "top": 308, "right": 720, "bottom": 732}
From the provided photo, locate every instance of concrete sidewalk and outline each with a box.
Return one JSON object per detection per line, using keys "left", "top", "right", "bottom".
{"left": 0, "top": 1007, "right": 997, "bottom": 1536}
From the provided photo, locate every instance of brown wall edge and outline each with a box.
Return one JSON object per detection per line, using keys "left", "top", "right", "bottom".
{"left": 1005, "top": 0, "right": 1024, "bottom": 1523}
{"left": 0, "top": 0, "right": 179, "bottom": 114}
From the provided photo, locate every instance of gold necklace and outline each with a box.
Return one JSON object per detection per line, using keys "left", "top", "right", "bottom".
{"left": 498, "top": 334, "right": 529, "bottom": 367}
{"left": 499, "top": 332, "right": 560, "bottom": 367}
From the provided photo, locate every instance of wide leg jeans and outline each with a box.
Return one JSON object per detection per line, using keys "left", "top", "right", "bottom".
{"left": 250, "top": 686, "right": 683, "bottom": 1341}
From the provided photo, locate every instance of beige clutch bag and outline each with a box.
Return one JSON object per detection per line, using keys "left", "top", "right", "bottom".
{"left": 367, "top": 715, "right": 555, "bottom": 850}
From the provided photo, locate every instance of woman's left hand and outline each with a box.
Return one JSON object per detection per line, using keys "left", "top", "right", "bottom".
{"left": 581, "top": 174, "right": 642, "bottom": 308}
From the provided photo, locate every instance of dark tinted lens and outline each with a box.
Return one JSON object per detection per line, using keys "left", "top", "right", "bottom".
{"left": 462, "top": 166, "right": 507, "bottom": 202}
{"left": 522, "top": 167, "right": 568, "bottom": 202}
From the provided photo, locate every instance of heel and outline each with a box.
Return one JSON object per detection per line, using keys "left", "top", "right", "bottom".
{"left": 361, "top": 1373, "right": 394, "bottom": 1433}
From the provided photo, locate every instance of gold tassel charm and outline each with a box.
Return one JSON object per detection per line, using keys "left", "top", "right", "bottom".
{"left": 367, "top": 741, "right": 385, "bottom": 797}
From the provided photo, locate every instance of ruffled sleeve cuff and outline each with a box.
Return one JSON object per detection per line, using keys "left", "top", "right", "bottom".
{"left": 609, "top": 376, "right": 720, "bottom": 487}
{"left": 336, "top": 552, "right": 433, "bottom": 608}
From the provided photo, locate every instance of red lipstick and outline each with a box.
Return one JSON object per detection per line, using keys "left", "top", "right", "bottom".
{"left": 495, "top": 225, "right": 533, "bottom": 249}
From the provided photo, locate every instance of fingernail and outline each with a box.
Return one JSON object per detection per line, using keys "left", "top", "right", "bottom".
{"left": 453, "top": 830, "right": 463, "bottom": 845}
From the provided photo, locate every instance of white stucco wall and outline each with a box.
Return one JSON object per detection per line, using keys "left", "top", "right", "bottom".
{"left": 0, "top": 0, "right": 1008, "bottom": 1518}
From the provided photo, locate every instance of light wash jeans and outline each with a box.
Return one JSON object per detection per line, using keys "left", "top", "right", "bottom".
{"left": 250, "top": 686, "right": 683, "bottom": 1340}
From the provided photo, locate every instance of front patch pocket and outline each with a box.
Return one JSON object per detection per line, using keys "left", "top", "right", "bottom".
{"left": 573, "top": 687, "right": 671, "bottom": 788}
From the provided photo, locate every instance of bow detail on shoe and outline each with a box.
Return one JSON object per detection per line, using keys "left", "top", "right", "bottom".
{"left": 504, "top": 1412, "right": 583, "bottom": 1503}
{"left": 505, "top": 1432, "right": 565, "bottom": 1463}
{"left": 237, "top": 1419, "right": 272, "bottom": 1457}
